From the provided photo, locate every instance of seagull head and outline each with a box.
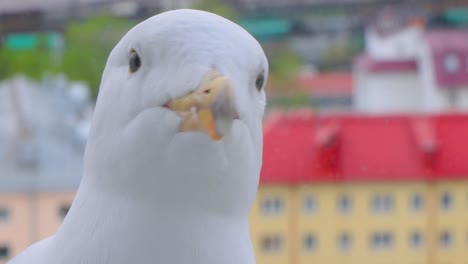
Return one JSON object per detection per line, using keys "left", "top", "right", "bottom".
{"left": 83, "top": 9, "right": 268, "bottom": 216}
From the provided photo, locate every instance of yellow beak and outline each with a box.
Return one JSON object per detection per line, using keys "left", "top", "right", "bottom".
{"left": 164, "top": 71, "right": 238, "bottom": 141}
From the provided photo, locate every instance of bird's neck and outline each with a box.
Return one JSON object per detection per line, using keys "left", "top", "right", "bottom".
{"left": 53, "top": 178, "right": 255, "bottom": 264}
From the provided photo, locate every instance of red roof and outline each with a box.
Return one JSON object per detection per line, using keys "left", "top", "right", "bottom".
{"left": 296, "top": 72, "right": 353, "bottom": 96}
{"left": 261, "top": 111, "right": 468, "bottom": 184}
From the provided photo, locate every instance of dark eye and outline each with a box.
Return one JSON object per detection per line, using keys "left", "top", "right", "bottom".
{"left": 129, "top": 49, "right": 141, "bottom": 73}
{"left": 255, "top": 73, "right": 264, "bottom": 91}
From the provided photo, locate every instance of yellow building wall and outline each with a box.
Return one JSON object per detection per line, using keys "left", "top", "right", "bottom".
{"left": 250, "top": 180, "right": 468, "bottom": 264}
{"left": 433, "top": 181, "right": 468, "bottom": 264}
{"left": 250, "top": 185, "right": 292, "bottom": 264}
{"left": 296, "top": 182, "right": 429, "bottom": 264}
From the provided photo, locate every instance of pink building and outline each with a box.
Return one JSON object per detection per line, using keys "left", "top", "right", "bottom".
{"left": 0, "top": 192, "right": 76, "bottom": 263}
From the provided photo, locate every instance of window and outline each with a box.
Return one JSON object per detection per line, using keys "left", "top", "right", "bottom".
{"left": 338, "top": 232, "right": 352, "bottom": 252}
{"left": 338, "top": 194, "right": 352, "bottom": 214}
{"left": 59, "top": 205, "right": 71, "bottom": 219}
{"left": 371, "top": 232, "right": 393, "bottom": 250}
{"left": 371, "top": 196, "right": 378, "bottom": 211}
{"left": 410, "top": 231, "right": 423, "bottom": 249}
{"left": 303, "top": 195, "right": 318, "bottom": 214}
{"left": 262, "top": 198, "right": 272, "bottom": 213}
{"left": 261, "top": 235, "right": 283, "bottom": 254}
{"left": 273, "top": 198, "right": 282, "bottom": 213}
{"left": 440, "top": 192, "right": 453, "bottom": 211}
{"left": 0, "top": 245, "right": 9, "bottom": 260}
{"left": 371, "top": 194, "right": 394, "bottom": 214}
{"left": 439, "top": 230, "right": 452, "bottom": 249}
{"left": 410, "top": 193, "right": 424, "bottom": 212}
{"left": 261, "top": 196, "right": 284, "bottom": 215}
{"left": 0, "top": 207, "right": 9, "bottom": 222}
{"left": 303, "top": 233, "right": 318, "bottom": 251}
{"left": 382, "top": 195, "right": 393, "bottom": 211}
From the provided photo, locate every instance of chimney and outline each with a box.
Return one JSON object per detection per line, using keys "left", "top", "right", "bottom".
{"left": 410, "top": 117, "right": 439, "bottom": 172}
{"left": 315, "top": 122, "right": 341, "bottom": 173}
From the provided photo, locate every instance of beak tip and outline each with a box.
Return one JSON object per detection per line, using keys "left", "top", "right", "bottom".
{"left": 164, "top": 71, "right": 238, "bottom": 140}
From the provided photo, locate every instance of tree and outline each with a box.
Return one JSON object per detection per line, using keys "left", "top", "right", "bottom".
{"left": 267, "top": 44, "right": 303, "bottom": 93}
{"left": 60, "top": 15, "right": 134, "bottom": 98}
{"left": 0, "top": 15, "right": 134, "bottom": 99}
{"left": 193, "top": 0, "right": 239, "bottom": 21}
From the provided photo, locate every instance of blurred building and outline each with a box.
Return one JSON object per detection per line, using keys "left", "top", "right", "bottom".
{"left": 250, "top": 110, "right": 468, "bottom": 264}
{"left": 353, "top": 13, "right": 468, "bottom": 113}
{"left": 0, "top": 0, "right": 200, "bottom": 50}
{"left": 0, "top": 0, "right": 199, "bottom": 18}
{"left": 0, "top": 76, "right": 91, "bottom": 263}
{"left": 296, "top": 71, "right": 353, "bottom": 112}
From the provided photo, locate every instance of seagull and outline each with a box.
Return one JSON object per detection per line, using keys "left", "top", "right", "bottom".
{"left": 8, "top": 9, "right": 268, "bottom": 264}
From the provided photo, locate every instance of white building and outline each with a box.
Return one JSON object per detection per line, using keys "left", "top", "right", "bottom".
{"left": 353, "top": 19, "right": 468, "bottom": 114}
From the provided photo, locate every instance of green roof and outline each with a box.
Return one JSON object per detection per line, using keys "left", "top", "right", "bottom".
{"left": 445, "top": 7, "right": 468, "bottom": 26}
{"left": 5, "top": 32, "right": 62, "bottom": 50}
{"left": 5, "top": 33, "right": 38, "bottom": 50}
{"left": 239, "top": 18, "right": 291, "bottom": 40}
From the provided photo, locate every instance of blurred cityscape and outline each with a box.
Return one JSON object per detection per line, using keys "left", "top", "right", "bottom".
{"left": 1, "top": 0, "right": 468, "bottom": 263}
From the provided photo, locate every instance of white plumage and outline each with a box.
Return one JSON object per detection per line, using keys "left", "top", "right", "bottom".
{"left": 8, "top": 9, "right": 268, "bottom": 264}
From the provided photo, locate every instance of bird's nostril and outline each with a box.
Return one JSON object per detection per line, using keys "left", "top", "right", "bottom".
{"left": 204, "top": 89, "right": 211, "bottom": 94}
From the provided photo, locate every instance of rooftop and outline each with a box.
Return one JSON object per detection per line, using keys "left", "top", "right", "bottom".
{"left": 261, "top": 110, "right": 468, "bottom": 184}
{"left": 296, "top": 72, "right": 353, "bottom": 96}
{"left": 353, "top": 55, "right": 418, "bottom": 73}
